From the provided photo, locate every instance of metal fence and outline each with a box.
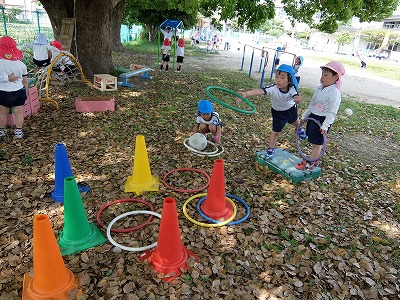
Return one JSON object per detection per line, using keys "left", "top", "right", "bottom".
{"left": 1, "top": 6, "right": 142, "bottom": 46}
{"left": 0, "top": 6, "right": 54, "bottom": 45}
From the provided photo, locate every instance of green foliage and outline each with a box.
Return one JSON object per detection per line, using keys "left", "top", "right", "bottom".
{"left": 199, "top": 0, "right": 275, "bottom": 32}
{"left": 259, "top": 19, "right": 284, "bottom": 37}
{"left": 123, "top": 0, "right": 199, "bottom": 34}
{"left": 360, "top": 29, "right": 390, "bottom": 45}
{"left": 281, "top": 0, "right": 399, "bottom": 33}
{"left": 336, "top": 31, "right": 352, "bottom": 47}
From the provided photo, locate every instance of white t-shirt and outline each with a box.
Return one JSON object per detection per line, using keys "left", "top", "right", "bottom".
{"left": 262, "top": 84, "right": 299, "bottom": 111}
{"left": 161, "top": 45, "right": 171, "bottom": 55}
{"left": 23, "top": 42, "right": 53, "bottom": 60}
{"left": 0, "top": 59, "right": 27, "bottom": 91}
{"left": 176, "top": 46, "right": 184, "bottom": 57}
{"left": 160, "top": 28, "right": 174, "bottom": 41}
{"left": 301, "top": 84, "right": 341, "bottom": 131}
{"left": 196, "top": 112, "right": 222, "bottom": 126}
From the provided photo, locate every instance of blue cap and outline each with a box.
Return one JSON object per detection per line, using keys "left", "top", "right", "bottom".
{"left": 277, "top": 64, "right": 298, "bottom": 90}
{"left": 198, "top": 100, "right": 213, "bottom": 113}
{"left": 297, "top": 56, "right": 304, "bottom": 65}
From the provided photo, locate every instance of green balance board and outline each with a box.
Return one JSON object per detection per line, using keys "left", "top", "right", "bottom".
{"left": 255, "top": 148, "right": 321, "bottom": 183}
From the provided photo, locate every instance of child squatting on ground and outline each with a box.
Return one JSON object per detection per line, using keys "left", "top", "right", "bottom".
{"left": 238, "top": 64, "right": 306, "bottom": 159}
{"left": 160, "top": 38, "right": 171, "bottom": 72}
{"left": 193, "top": 99, "right": 222, "bottom": 144}
{"left": 0, "top": 36, "right": 28, "bottom": 139}
{"left": 295, "top": 61, "right": 345, "bottom": 170}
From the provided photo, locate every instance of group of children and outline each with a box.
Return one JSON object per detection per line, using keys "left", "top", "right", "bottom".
{"left": 193, "top": 54, "right": 345, "bottom": 171}
{"left": 159, "top": 26, "right": 185, "bottom": 72}
{"left": 0, "top": 33, "right": 74, "bottom": 139}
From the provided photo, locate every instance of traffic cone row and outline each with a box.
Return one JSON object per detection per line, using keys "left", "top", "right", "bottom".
{"left": 23, "top": 137, "right": 234, "bottom": 297}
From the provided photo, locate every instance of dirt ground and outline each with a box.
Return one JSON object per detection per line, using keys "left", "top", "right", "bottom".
{"left": 188, "top": 47, "right": 400, "bottom": 109}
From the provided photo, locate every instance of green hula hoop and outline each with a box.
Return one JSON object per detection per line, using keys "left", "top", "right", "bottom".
{"left": 205, "top": 86, "right": 257, "bottom": 115}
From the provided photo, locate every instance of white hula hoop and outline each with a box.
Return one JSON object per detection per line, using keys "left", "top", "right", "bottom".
{"left": 183, "top": 138, "right": 224, "bottom": 157}
{"left": 106, "top": 210, "right": 161, "bottom": 252}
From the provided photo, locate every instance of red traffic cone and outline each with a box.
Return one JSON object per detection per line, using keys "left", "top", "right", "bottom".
{"left": 22, "top": 214, "right": 78, "bottom": 300}
{"left": 140, "top": 197, "right": 199, "bottom": 282}
{"left": 200, "top": 159, "right": 233, "bottom": 220}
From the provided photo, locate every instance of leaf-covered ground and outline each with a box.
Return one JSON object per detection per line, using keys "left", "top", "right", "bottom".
{"left": 0, "top": 50, "right": 399, "bottom": 300}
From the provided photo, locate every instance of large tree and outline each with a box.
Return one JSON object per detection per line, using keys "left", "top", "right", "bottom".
{"left": 281, "top": 0, "right": 400, "bottom": 33}
{"left": 39, "top": 0, "right": 399, "bottom": 77}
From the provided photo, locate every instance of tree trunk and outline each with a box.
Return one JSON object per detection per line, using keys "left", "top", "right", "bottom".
{"left": 111, "top": 0, "right": 127, "bottom": 52}
{"left": 40, "top": 0, "right": 122, "bottom": 78}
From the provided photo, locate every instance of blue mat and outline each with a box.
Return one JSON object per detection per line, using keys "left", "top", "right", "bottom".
{"left": 255, "top": 148, "right": 321, "bottom": 183}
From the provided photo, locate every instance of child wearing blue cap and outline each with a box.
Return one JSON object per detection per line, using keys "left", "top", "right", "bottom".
{"left": 238, "top": 64, "right": 305, "bottom": 159}
{"left": 193, "top": 99, "right": 222, "bottom": 144}
{"left": 293, "top": 55, "right": 304, "bottom": 84}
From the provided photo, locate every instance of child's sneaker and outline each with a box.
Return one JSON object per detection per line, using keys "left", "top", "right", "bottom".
{"left": 14, "top": 128, "right": 23, "bottom": 139}
{"left": 266, "top": 148, "right": 274, "bottom": 159}
{"left": 0, "top": 128, "right": 6, "bottom": 139}
{"left": 297, "top": 127, "right": 307, "bottom": 140}
{"left": 295, "top": 160, "right": 320, "bottom": 170}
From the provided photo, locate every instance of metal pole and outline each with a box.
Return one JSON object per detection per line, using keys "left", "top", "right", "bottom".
{"left": 1, "top": 6, "right": 7, "bottom": 36}
{"left": 240, "top": 44, "right": 246, "bottom": 71}
{"left": 248, "top": 48, "right": 254, "bottom": 78}
{"left": 36, "top": 10, "right": 41, "bottom": 33}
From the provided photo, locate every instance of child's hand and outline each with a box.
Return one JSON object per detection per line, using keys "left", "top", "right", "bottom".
{"left": 213, "top": 136, "right": 221, "bottom": 144}
{"left": 236, "top": 91, "right": 247, "bottom": 105}
{"left": 294, "top": 95, "right": 302, "bottom": 103}
{"left": 8, "top": 74, "right": 18, "bottom": 82}
{"left": 320, "top": 129, "right": 327, "bottom": 135}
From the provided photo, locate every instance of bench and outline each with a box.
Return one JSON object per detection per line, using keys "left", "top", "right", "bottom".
{"left": 118, "top": 67, "right": 152, "bottom": 88}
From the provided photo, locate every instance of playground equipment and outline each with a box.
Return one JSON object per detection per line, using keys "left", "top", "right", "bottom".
{"left": 158, "top": 19, "right": 184, "bottom": 69}
{"left": 182, "top": 159, "right": 250, "bottom": 227}
{"left": 239, "top": 44, "right": 297, "bottom": 87}
{"left": 58, "top": 176, "right": 106, "bottom": 256}
{"left": 183, "top": 137, "right": 224, "bottom": 157}
{"left": 97, "top": 198, "right": 155, "bottom": 233}
{"left": 50, "top": 143, "right": 90, "bottom": 203}
{"left": 205, "top": 86, "right": 257, "bottom": 115}
{"left": 22, "top": 214, "right": 78, "bottom": 300}
{"left": 21, "top": 49, "right": 92, "bottom": 109}
{"left": 296, "top": 117, "right": 327, "bottom": 163}
{"left": 162, "top": 168, "right": 210, "bottom": 193}
{"left": 140, "top": 197, "right": 200, "bottom": 282}
{"left": 124, "top": 135, "right": 160, "bottom": 194}
{"left": 188, "top": 132, "right": 208, "bottom": 150}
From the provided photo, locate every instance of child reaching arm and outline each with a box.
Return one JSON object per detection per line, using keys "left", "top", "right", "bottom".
{"left": 238, "top": 64, "right": 305, "bottom": 159}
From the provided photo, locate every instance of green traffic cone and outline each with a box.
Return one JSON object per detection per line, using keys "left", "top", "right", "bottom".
{"left": 58, "top": 176, "right": 106, "bottom": 255}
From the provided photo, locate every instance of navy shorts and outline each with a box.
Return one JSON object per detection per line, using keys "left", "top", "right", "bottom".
{"left": 177, "top": 56, "right": 184, "bottom": 63}
{"left": 0, "top": 88, "right": 27, "bottom": 108}
{"left": 162, "top": 54, "right": 170, "bottom": 62}
{"left": 271, "top": 105, "right": 298, "bottom": 132}
{"left": 33, "top": 57, "right": 51, "bottom": 67}
{"left": 306, "top": 113, "right": 329, "bottom": 145}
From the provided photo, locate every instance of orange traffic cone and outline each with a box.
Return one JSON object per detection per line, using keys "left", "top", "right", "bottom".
{"left": 124, "top": 135, "right": 159, "bottom": 195}
{"left": 22, "top": 214, "right": 78, "bottom": 300}
{"left": 140, "top": 197, "right": 199, "bottom": 282}
{"left": 200, "top": 159, "right": 233, "bottom": 220}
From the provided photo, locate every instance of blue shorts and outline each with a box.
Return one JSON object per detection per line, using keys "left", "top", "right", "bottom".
{"left": 271, "top": 105, "right": 298, "bottom": 132}
{"left": 0, "top": 88, "right": 27, "bottom": 108}
{"left": 306, "top": 113, "right": 330, "bottom": 145}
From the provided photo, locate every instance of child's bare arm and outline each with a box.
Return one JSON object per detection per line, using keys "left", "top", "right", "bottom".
{"left": 238, "top": 88, "right": 264, "bottom": 98}
{"left": 193, "top": 123, "right": 199, "bottom": 133}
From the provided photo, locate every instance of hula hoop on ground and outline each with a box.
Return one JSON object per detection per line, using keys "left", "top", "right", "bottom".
{"left": 182, "top": 193, "right": 237, "bottom": 227}
{"left": 97, "top": 198, "right": 154, "bottom": 233}
{"left": 197, "top": 194, "right": 250, "bottom": 225}
{"left": 106, "top": 210, "right": 161, "bottom": 252}
{"left": 162, "top": 168, "right": 211, "bottom": 193}
{"left": 296, "top": 117, "right": 327, "bottom": 162}
{"left": 183, "top": 138, "right": 224, "bottom": 157}
{"left": 205, "top": 86, "right": 257, "bottom": 115}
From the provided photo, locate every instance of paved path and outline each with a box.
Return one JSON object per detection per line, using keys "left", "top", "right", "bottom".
{"left": 192, "top": 47, "right": 400, "bottom": 109}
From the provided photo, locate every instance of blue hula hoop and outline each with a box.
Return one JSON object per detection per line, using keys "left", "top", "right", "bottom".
{"left": 296, "top": 117, "right": 327, "bottom": 162}
{"left": 197, "top": 194, "right": 250, "bottom": 225}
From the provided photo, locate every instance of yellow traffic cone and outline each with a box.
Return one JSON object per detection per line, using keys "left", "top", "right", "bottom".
{"left": 124, "top": 135, "right": 159, "bottom": 195}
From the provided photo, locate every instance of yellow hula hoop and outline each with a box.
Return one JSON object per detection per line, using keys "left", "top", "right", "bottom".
{"left": 182, "top": 193, "right": 237, "bottom": 227}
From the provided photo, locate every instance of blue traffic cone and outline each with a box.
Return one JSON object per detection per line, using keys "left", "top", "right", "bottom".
{"left": 50, "top": 143, "right": 90, "bottom": 203}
